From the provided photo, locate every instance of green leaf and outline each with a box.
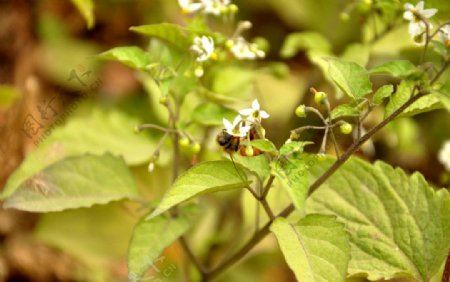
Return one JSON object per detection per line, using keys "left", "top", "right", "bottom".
{"left": 191, "top": 103, "right": 237, "bottom": 126}
{"left": 70, "top": 0, "right": 95, "bottom": 29}
{"left": 369, "top": 60, "right": 417, "bottom": 78}
{"left": 130, "top": 23, "right": 191, "bottom": 51}
{"left": 340, "top": 43, "right": 370, "bottom": 67}
{"left": 330, "top": 103, "right": 362, "bottom": 120}
{"left": 280, "top": 32, "right": 331, "bottom": 59}
{"left": 3, "top": 153, "right": 139, "bottom": 212}
{"left": 129, "top": 209, "right": 194, "bottom": 281}
{"left": 279, "top": 141, "right": 313, "bottom": 156}
{"left": 243, "top": 139, "right": 278, "bottom": 153}
{"left": 272, "top": 154, "right": 314, "bottom": 212}
{"left": 234, "top": 154, "right": 271, "bottom": 181}
{"left": 2, "top": 105, "right": 154, "bottom": 199}
{"left": 306, "top": 157, "right": 450, "bottom": 281}
{"left": 328, "top": 58, "right": 372, "bottom": 99}
{"left": 98, "top": 46, "right": 150, "bottom": 70}
{"left": 372, "top": 84, "right": 394, "bottom": 105}
{"left": 433, "top": 81, "right": 450, "bottom": 113}
{"left": 270, "top": 215, "right": 350, "bottom": 282}
{"left": 147, "top": 161, "right": 249, "bottom": 220}
{"left": 385, "top": 81, "right": 442, "bottom": 118}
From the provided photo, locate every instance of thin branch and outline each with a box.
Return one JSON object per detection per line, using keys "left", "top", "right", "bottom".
{"left": 260, "top": 198, "right": 275, "bottom": 220}
{"left": 261, "top": 175, "right": 275, "bottom": 199}
{"left": 136, "top": 124, "right": 179, "bottom": 133}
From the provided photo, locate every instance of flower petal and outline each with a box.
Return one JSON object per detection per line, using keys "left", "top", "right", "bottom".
{"left": 260, "top": 111, "right": 270, "bottom": 119}
{"left": 239, "top": 109, "right": 253, "bottom": 116}
{"left": 416, "top": 1, "right": 424, "bottom": 11}
{"left": 232, "top": 115, "right": 242, "bottom": 127}
{"left": 223, "top": 118, "right": 233, "bottom": 130}
{"left": 403, "top": 11, "right": 414, "bottom": 20}
{"left": 422, "top": 8, "right": 437, "bottom": 18}
{"left": 404, "top": 3, "right": 414, "bottom": 10}
{"left": 252, "top": 99, "right": 260, "bottom": 110}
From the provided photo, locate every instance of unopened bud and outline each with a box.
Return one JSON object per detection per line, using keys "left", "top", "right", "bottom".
{"left": 179, "top": 137, "right": 190, "bottom": 147}
{"left": 148, "top": 162, "right": 155, "bottom": 172}
{"left": 245, "top": 146, "right": 254, "bottom": 156}
{"left": 295, "top": 105, "right": 307, "bottom": 118}
{"left": 194, "top": 66, "right": 204, "bottom": 77}
{"left": 228, "top": 4, "right": 238, "bottom": 13}
{"left": 191, "top": 143, "right": 201, "bottom": 154}
{"left": 314, "top": 91, "right": 327, "bottom": 105}
{"left": 340, "top": 123, "right": 353, "bottom": 134}
{"left": 159, "top": 96, "right": 168, "bottom": 105}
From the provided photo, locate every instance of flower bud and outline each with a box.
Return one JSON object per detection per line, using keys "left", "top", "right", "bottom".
{"left": 159, "top": 96, "right": 168, "bottom": 105}
{"left": 314, "top": 91, "right": 327, "bottom": 105}
{"left": 295, "top": 105, "right": 307, "bottom": 118}
{"left": 339, "top": 12, "right": 350, "bottom": 21}
{"left": 194, "top": 66, "right": 204, "bottom": 77}
{"left": 148, "top": 162, "right": 155, "bottom": 172}
{"left": 179, "top": 137, "right": 190, "bottom": 147}
{"left": 340, "top": 123, "right": 353, "bottom": 134}
{"left": 228, "top": 4, "right": 238, "bottom": 13}
{"left": 191, "top": 143, "right": 201, "bottom": 154}
{"left": 245, "top": 146, "right": 254, "bottom": 156}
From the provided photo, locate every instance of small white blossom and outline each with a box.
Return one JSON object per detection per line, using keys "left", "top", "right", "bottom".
{"left": 178, "top": 0, "right": 204, "bottom": 14}
{"left": 178, "top": 0, "right": 231, "bottom": 15}
{"left": 438, "top": 140, "right": 450, "bottom": 171}
{"left": 191, "top": 36, "right": 215, "bottom": 62}
{"left": 239, "top": 99, "right": 270, "bottom": 123}
{"left": 439, "top": 25, "right": 450, "bottom": 47}
{"left": 403, "top": 1, "right": 437, "bottom": 45}
{"left": 229, "top": 37, "right": 265, "bottom": 60}
{"left": 223, "top": 115, "right": 251, "bottom": 137}
{"left": 203, "top": 0, "right": 231, "bottom": 15}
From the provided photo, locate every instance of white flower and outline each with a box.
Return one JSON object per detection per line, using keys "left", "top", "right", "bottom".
{"left": 439, "top": 25, "right": 450, "bottom": 46}
{"left": 223, "top": 115, "right": 251, "bottom": 137}
{"left": 229, "top": 37, "right": 265, "bottom": 60}
{"left": 203, "top": 0, "right": 231, "bottom": 15}
{"left": 178, "top": 0, "right": 204, "bottom": 14}
{"left": 438, "top": 140, "right": 450, "bottom": 171}
{"left": 191, "top": 36, "right": 215, "bottom": 62}
{"left": 239, "top": 99, "right": 270, "bottom": 123}
{"left": 403, "top": 1, "right": 437, "bottom": 45}
{"left": 178, "top": 0, "right": 231, "bottom": 15}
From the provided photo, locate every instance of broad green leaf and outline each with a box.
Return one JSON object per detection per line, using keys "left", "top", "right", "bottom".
{"left": 372, "top": 84, "right": 394, "bottom": 105}
{"left": 35, "top": 202, "right": 138, "bottom": 281}
{"left": 129, "top": 208, "right": 194, "bottom": 281}
{"left": 330, "top": 103, "right": 362, "bottom": 120}
{"left": 242, "top": 139, "right": 278, "bottom": 153}
{"left": 71, "top": 0, "right": 94, "bottom": 29}
{"left": 2, "top": 105, "right": 154, "bottom": 199}
{"left": 272, "top": 153, "right": 316, "bottom": 212}
{"left": 328, "top": 58, "right": 372, "bottom": 99}
{"left": 3, "top": 153, "right": 139, "bottom": 212}
{"left": 270, "top": 215, "right": 350, "bottom": 282}
{"left": 234, "top": 154, "right": 270, "bottom": 181}
{"left": 369, "top": 60, "right": 417, "bottom": 78}
{"left": 306, "top": 157, "right": 450, "bottom": 281}
{"left": 211, "top": 66, "right": 255, "bottom": 99}
{"left": 433, "top": 81, "right": 450, "bottom": 113}
{"left": 98, "top": 46, "right": 150, "bottom": 70}
{"left": 280, "top": 32, "right": 331, "bottom": 59}
{"left": 279, "top": 141, "right": 313, "bottom": 156}
{"left": 147, "top": 161, "right": 249, "bottom": 219}
{"left": 130, "top": 23, "right": 191, "bottom": 51}
{"left": 385, "top": 81, "right": 442, "bottom": 118}
{"left": 191, "top": 103, "right": 237, "bottom": 126}
{"left": 340, "top": 43, "right": 370, "bottom": 67}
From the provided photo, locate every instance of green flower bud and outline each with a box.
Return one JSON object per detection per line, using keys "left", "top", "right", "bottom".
{"left": 295, "top": 105, "right": 307, "bottom": 118}
{"left": 314, "top": 91, "right": 327, "bottom": 105}
{"left": 159, "top": 96, "right": 168, "bottom": 105}
{"left": 179, "top": 137, "right": 190, "bottom": 147}
{"left": 191, "top": 143, "right": 201, "bottom": 154}
{"left": 228, "top": 4, "right": 238, "bottom": 13}
{"left": 245, "top": 146, "right": 254, "bottom": 156}
{"left": 340, "top": 123, "right": 353, "bottom": 135}
{"left": 340, "top": 12, "right": 350, "bottom": 21}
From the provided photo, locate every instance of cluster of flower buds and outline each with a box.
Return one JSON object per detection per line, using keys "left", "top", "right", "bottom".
{"left": 223, "top": 99, "right": 269, "bottom": 138}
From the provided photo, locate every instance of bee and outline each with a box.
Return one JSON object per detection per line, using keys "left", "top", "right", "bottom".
{"left": 216, "top": 127, "right": 262, "bottom": 156}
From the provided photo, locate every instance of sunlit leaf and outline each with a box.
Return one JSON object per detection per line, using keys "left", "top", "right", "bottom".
{"left": 330, "top": 103, "right": 362, "bottom": 120}
{"left": 242, "top": 139, "right": 278, "bottom": 153}
{"left": 306, "top": 157, "right": 450, "bottom": 281}
{"left": 234, "top": 154, "right": 271, "bottom": 181}
{"left": 328, "top": 58, "right": 372, "bottom": 99}
{"left": 147, "top": 161, "right": 249, "bottom": 220}
{"left": 280, "top": 32, "right": 331, "bottom": 59}
{"left": 4, "top": 153, "right": 139, "bottom": 212}
{"left": 130, "top": 23, "right": 191, "bottom": 51}
{"left": 369, "top": 60, "right": 417, "bottom": 78}
{"left": 98, "top": 46, "right": 150, "bottom": 69}
{"left": 270, "top": 215, "right": 350, "bottom": 282}
{"left": 129, "top": 207, "right": 195, "bottom": 281}
{"left": 372, "top": 84, "right": 394, "bottom": 105}
{"left": 340, "top": 43, "right": 370, "bottom": 67}
{"left": 2, "top": 105, "right": 154, "bottom": 199}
